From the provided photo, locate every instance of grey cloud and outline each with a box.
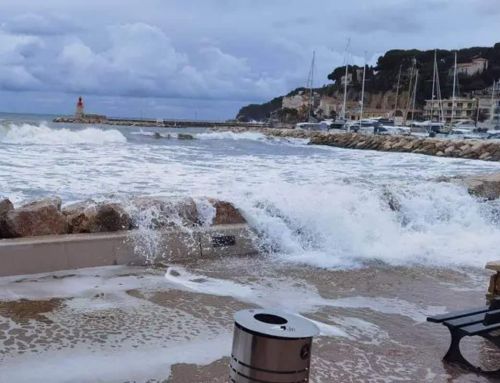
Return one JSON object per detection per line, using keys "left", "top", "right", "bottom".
{"left": 2, "top": 13, "right": 81, "bottom": 36}
{"left": 0, "top": 0, "right": 498, "bottom": 119}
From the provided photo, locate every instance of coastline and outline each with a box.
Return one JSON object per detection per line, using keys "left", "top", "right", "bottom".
{"left": 53, "top": 116, "right": 500, "bottom": 162}
{"left": 53, "top": 116, "right": 275, "bottom": 129}
{"left": 213, "top": 126, "right": 500, "bottom": 162}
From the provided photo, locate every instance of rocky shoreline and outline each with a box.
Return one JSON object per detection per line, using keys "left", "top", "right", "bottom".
{"left": 204, "top": 126, "right": 500, "bottom": 162}
{"left": 0, "top": 197, "right": 246, "bottom": 239}
{"left": 308, "top": 132, "right": 500, "bottom": 161}
{"left": 2, "top": 170, "right": 500, "bottom": 240}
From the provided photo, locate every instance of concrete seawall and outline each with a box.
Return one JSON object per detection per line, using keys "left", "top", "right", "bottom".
{"left": 0, "top": 224, "right": 256, "bottom": 277}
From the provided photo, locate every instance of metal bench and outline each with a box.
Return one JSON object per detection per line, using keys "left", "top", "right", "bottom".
{"left": 427, "top": 298, "right": 500, "bottom": 376}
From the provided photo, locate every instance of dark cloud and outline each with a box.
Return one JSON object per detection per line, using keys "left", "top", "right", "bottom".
{"left": 0, "top": 0, "right": 498, "bottom": 118}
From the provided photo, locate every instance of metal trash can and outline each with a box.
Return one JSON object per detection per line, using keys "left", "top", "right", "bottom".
{"left": 230, "top": 308, "right": 320, "bottom": 383}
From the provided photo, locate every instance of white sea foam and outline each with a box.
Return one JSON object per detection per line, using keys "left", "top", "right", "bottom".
{"left": 0, "top": 122, "right": 126, "bottom": 145}
{"left": 196, "top": 131, "right": 268, "bottom": 141}
{"left": 2, "top": 121, "right": 500, "bottom": 268}
{"left": 0, "top": 332, "right": 230, "bottom": 383}
{"left": 164, "top": 266, "right": 446, "bottom": 323}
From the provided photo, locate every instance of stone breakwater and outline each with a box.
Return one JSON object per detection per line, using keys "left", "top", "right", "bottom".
{"left": 308, "top": 132, "right": 500, "bottom": 161}
{"left": 209, "top": 126, "right": 500, "bottom": 162}
{"left": 0, "top": 197, "right": 246, "bottom": 239}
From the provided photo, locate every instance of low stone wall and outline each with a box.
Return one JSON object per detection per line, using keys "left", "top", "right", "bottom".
{"left": 0, "top": 224, "right": 256, "bottom": 277}
{"left": 0, "top": 196, "right": 254, "bottom": 276}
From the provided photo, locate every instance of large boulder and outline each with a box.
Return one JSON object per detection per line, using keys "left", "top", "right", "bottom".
{"left": 94, "top": 203, "right": 132, "bottom": 232}
{"left": 2, "top": 197, "right": 68, "bottom": 238}
{"left": 129, "top": 197, "right": 199, "bottom": 228}
{"left": 62, "top": 200, "right": 99, "bottom": 233}
{"left": 0, "top": 198, "right": 14, "bottom": 238}
{"left": 209, "top": 199, "right": 246, "bottom": 225}
{"left": 0, "top": 198, "right": 13, "bottom": 216}
{"left": 461, "top": 173, "right": 500, "bottom": 200}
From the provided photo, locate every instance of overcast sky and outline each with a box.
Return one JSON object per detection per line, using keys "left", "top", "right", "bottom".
{"left": 0, "top": 0, "right": 499, "bottom": 119}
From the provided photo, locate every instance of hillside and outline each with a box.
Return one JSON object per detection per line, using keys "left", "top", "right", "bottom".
{"left": 236, "top": 42, "right": 500, "bottom": 122}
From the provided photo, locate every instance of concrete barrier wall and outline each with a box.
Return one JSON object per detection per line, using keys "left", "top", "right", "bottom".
{"left": 0, "top": 224, "right": 257, "bottom": 277}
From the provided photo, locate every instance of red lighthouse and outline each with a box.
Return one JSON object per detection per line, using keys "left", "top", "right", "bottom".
{"left": 75, "top": 96, "right": 84, "bottom": 119}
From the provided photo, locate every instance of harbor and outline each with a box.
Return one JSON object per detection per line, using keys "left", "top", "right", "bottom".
{"left": 2, "top": 1, "right": 500, "bottom": 381}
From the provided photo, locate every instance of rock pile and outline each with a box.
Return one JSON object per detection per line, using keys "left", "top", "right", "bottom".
{"left": 210, "top": 127, "right": 500, "bottom": 162}
{"left": 308, "top": 132, "right": 500, "bottom": 161}
{"left": 0, "top": 197, "right": 246, "bottom": 239}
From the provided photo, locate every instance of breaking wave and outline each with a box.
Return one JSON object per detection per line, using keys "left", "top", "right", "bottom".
{"left": 0, "top": 122, "right": 127, "bottom": 145}
{"left": 228, "top": 179, "right": 500, "bottom": 269}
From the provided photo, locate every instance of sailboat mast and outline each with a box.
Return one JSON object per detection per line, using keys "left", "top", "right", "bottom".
{"left": 404, "top": 59, "right": 416, "bottom": 125}
{"left": 430, "top": 50, "right": 436, "bottom": 122}
{"left": 342, "top": 63, "right": 349, "bottom": 120}
{"left": 451, "top": 51, "right": 457, "bottom": 124}
{"left": 411, "top": 69, "right": 419, "bottom": 121}
{"left": 342, "top": 39, "right": 350, "bottom": 120}
{"left": 394, "top": 64, "right": 402, "bottom": 113}
{"left": 307, "top": 51, "right": 316, "bottom": 120}
{"left": 436, "top": 61, "right": 444, "bottom": 122}
{"left": 360, "top": 54, "right": 366, "bottom": 126}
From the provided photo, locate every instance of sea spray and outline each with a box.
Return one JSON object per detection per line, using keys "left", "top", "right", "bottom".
{"left": 0, "top": 122, "right": 126, "bottom": 145}
{"left": 123, "top": 197, "right": 204, "bottom": 263}
{"left": 3, "top": 121, "right": 500, "bottom": 269}
{"left": 227, "top": 179, "right": 500, "bottom": 269}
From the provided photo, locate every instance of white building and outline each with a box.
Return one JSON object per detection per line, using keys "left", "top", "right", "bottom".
{"left": 455, "top": 57, "right": 489, "bottom": 76}
{"left": 424, "top": 98, "right": 477, "bottom": 123}
{"left": 340, "top": 73, "right": 353, "bottom": 86}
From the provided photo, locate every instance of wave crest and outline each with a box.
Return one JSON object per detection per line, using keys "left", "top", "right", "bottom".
{"left": 0, "top": 122, "right": 127, "bottom": 145}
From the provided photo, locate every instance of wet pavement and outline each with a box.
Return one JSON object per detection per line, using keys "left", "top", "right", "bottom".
{"left": 0, "top": 256, "right": 499, "bottom": 382}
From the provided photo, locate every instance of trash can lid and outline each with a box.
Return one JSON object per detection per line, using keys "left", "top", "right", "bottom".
{"left": 234, "top": 309, "right": 320, "bottom": 339}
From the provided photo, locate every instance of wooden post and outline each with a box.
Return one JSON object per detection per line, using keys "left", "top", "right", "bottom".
{"left": 486, "top": 261, "right": 500, "bottom": 303}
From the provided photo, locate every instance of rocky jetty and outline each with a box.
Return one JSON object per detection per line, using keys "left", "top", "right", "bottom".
{"left": 0, "top": 197, "right": 246, "bottom": 239}
{"left": 308, "top": 132, "right": 500, "bottom": 161}
{"left": 208, "top": 126, "right": 500, "bottom": 162}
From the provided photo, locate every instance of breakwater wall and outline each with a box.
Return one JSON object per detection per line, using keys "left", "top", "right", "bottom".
{"left": 308, "top": 132, "right": 500, "bottom": 161}
{"left": 214, "top": 126, "right": 500, "bottom": 162}
{"left": 54, "top": 116, "right": 275, "bottom": 129}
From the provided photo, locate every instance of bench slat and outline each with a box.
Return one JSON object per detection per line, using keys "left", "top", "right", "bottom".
{"left": 444, "top": 312, "right": 487, "bottom": 328}
{"left": 485, "top": 310, "right": 500, "bottom": 326}
{"left": 460, "top": 321, "right": 500, "bottom": 336}
{"left": 427, "top": 306, "right": 489, "bottom": 323}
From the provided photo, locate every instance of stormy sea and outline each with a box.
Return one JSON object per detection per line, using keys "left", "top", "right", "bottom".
{"left": 1, "top": 113, "right": 500, "bottom": 382}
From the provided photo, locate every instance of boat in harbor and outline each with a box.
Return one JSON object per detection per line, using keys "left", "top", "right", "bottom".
{"left": 375, "top": 125, "right": 411, "bottom": 135}
{"left": 296, "top": 121, "right": 330, "bottom": 131}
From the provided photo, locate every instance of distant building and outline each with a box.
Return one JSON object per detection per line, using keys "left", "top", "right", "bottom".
{"left": 75, "top": 96, "right": 84, "bottom": 119}
{"left": 282, "top": 91, "right": 319, "bottom": 111}
{"left": 340, "top": 73, "right": 353, "bottom": 86}
{"left": 73, "top": 96, "right": 107, "bottom": 122}
{"left": 452, "top": 57, "right": 489, "bottom": 77}
{"left": 424, "top": 97, "right": 477, "bottom": 122}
